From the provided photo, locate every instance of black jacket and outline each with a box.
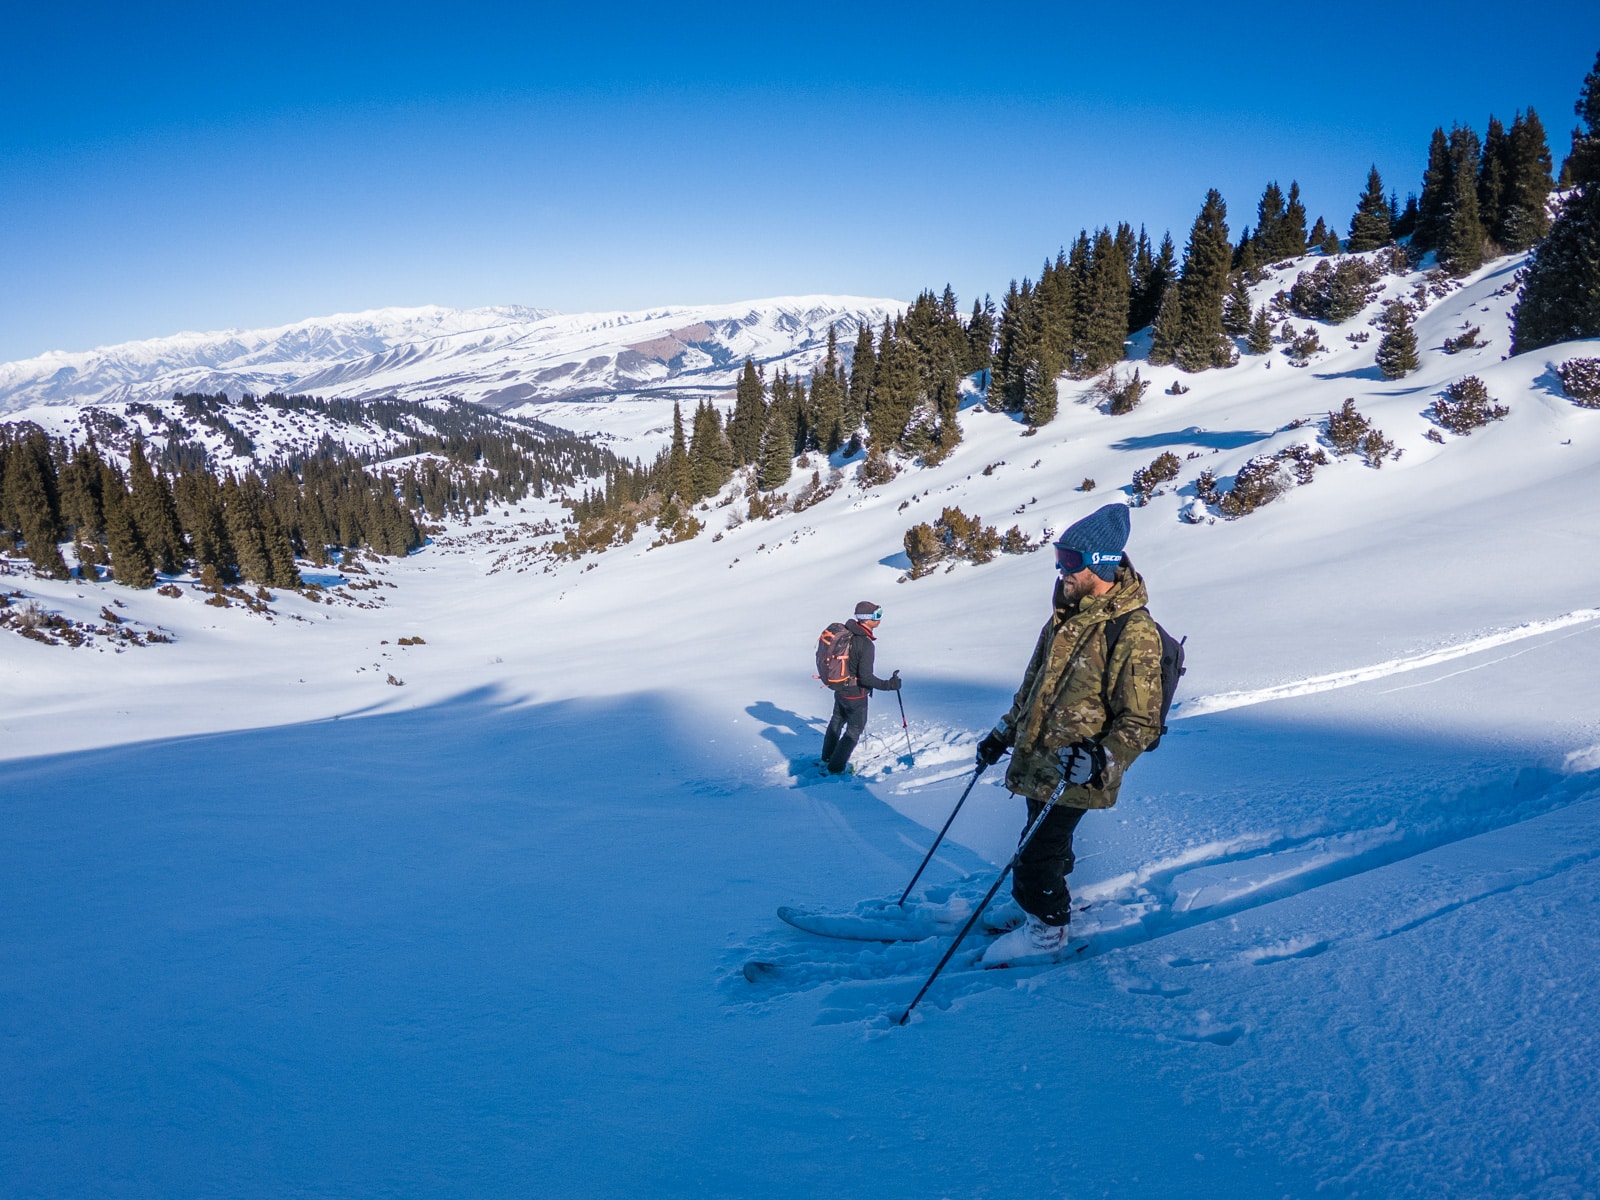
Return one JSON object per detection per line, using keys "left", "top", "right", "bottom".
{"left": 840, "top": 618, "right": 896, "bottom": 697}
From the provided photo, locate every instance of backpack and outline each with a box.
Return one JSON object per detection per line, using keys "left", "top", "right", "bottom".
{"left": 815, "top": 622, "right": 856, "bottom": 690}
{"left": 1102, "top": 608, "right": 1186, "bottom": 751}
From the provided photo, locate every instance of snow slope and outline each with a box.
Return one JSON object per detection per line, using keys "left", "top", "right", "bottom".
{"left": 3, "top": 250, "right": 1600, "bottom": 1198}
{"left": 0, "top": 296, "right": 903, "bottom": 418}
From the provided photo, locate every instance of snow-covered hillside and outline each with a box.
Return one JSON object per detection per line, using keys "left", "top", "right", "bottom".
{"left": 4, "top": 249, "right": 1599, "bottom": 1198}
{"left": 0, "top": 296, "right": 903, "bottom": 420}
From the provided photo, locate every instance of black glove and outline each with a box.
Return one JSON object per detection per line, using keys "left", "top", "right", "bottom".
{"left": 885, "top": 670, "right": 903, "bottom": 691}
{"left": 1055, "top": 741, "right": 1106, "bottom": 788}
{"left": 975, "top": 719, "right": 1012, "bottom": 767}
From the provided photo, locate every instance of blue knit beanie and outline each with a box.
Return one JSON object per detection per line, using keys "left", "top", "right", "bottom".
{"left": 1055, "top": 503, "right": 1131, "bottom": 581}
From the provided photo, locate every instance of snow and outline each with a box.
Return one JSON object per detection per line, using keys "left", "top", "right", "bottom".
{"left": 3, "top": 249, "right": 1600, "bottom": 1197}
{"left": 0, "top": 296, "right": 904, "bottom": 416}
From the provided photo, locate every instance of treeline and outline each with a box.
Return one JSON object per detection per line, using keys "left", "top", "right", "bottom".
{"left": 0, "top": 424, "right": 421, "bottom": 587}
{"left": 1514, "top": 50, "right": 1600, "bottom": 352}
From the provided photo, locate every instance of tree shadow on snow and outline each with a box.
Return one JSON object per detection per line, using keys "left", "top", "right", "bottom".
{"left": 1110, "top": 425, "right": 1272, "bottom": 453}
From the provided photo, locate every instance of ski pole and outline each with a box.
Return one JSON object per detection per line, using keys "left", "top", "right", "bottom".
{"left": 897, "top": 763, "right": 985, "bottom": 906}
{"left": 895, "top": 689, "right": 914, "bottom": 760}
{"left": 897, "top": 798, "right": 1056, "bottom": 1027}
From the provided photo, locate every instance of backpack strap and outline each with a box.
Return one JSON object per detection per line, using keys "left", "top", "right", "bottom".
{"left": 1098, "top": 607, "right": 1144, "bottom": 727}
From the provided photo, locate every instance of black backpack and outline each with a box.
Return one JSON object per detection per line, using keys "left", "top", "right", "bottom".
{"left": 1102, "top": 608, "right": 1186, "bottom": 750}
{"left": 815, "top": 622, "right": 856, "bottom": 690}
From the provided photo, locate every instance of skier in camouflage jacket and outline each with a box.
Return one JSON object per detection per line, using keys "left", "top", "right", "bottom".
{"left": 975, "top": 503, "right": 1164, "bottom": 953}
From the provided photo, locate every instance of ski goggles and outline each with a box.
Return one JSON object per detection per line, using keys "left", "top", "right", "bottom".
{"left": 1055, "top": 546, "right": 1121, "bottom": 575}
{"left": 858, "top": 607, "right": 883, "bottom": 622}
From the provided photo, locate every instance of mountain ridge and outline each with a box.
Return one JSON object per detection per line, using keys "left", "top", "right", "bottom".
{"left": 0, "top": 296, "right": 905, "bottom": 416}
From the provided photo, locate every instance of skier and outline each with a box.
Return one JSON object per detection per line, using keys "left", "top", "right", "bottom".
{"left": 819, "top": 601, "right": 902, "bottom": 775}
{"left": 973, "top": 503, "right": 1164, "bottom": 961}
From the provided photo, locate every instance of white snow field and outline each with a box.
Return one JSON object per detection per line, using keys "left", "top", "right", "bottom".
{"left": 4, "top": 251, "right": 1600, "bottom": 1198}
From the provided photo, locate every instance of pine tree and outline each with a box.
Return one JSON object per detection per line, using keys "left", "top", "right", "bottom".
{"left": 667, "top": 402, "right": 691, "bottom": 500}
{"left": 1414, "top": 127, "right": 1453, "bottom": 253}
{"left": 1146, "top": 276, "right": 1182, "bottom": 366}
{"left": 1222, "top": 273, "right": 1253, "bottom": 334}
{"left": 755, "top": 386, "right": 796, "bottom": 491}
{"left": 127, "top": 439, "right": 185, "bottom": 575}
{"left": 101, "top": 464, "right": 154, "bottom": 588}
{"left": 1511, "top": 56, "right": 1600, "bottom": 352}
{"left": 1130, "top": 230, "right": 1174, "bottom": 331}
{"left": 174, "top": 467, "right": 235, "bottom": 580}
{"left": 966, "top": 297, "right": 995, "bottom": 375}
{"left": 1478, "top": 116, "right": 1511, "bottom": 247}
{"left": 1500, "top": 108, "right": 1554, "bottom": 251}
{"left": 1439, "top": 125, "right": 1487, "bottom": 275}
{"left": 808, "top": 326, "right": 846, "bottom": 454}
{"left": 1173, "top": 189, "right": 1236, "bottom": 372}
{"left": 1021, "top": 352, "right": 1057, "bottom": 427}
{"left": 1, "top": 430, "right": 69, "bottom": 579}
{"left": 726, "top": 359, "right": 767, "bottom": 466}
{"left": 1347, "top": 166, "right": 1393, "bottom": 251}
{"left": 845, "top": 322, "right": 875, "bottom": 437}
{"left": 865, "top": 318, "right": 917, "bottom": 447}
{"left": 1233, "top": 227, "right": 1258, "bottom": 273}
{"left": 1393, "top": 193, "right": 1419, "bottom": 239}
{"left": 1246, "top": 305, "right": 1275, "bottom": 354}
{"left": 1078, "top": 226, "right": 1133, "bottom": 372}
{"left": 688, "top": 400, "right": 733, "bottom": 500}
{"left": 1278, "top": 181, "right": 1309, "bottom": 258}
{"left": 1255, "top": 182, "right": 1285, "bottom": 260}
{"left": 1308, "top": 216, "right": 1329, "bottom": 246}
{"left": 1375, "top": 300, "right": 1420, "bottom": 378}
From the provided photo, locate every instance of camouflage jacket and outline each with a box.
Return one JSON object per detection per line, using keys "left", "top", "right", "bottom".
{"left": 1001, "top": 559, "right": 1164, "bottom": 809}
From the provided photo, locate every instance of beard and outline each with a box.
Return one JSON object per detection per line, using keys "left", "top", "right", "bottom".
{"left": 1059, "top": 569, "right": 1103, "bottom": 604}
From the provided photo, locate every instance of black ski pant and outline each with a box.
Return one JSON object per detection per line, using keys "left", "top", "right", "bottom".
{"left": 821, "top": 691, "right": 869, "bottom": 774}
{"left": 1012, "top": 799, "right": 1089, "bottom": 926}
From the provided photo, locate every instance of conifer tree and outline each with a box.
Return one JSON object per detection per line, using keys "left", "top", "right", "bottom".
{"left": 1255, "top": 183, "right": 1285, "bottom": 260}
{"left": 755, "top": 385, "right": 796, "bottom": 490}
{"left": 726, "top": 360, "right": 767, "bottom": 466}
{"left": 808, "top": 326, "right": 846, "bottom": 454}
{"left": 1393, "top": 194, "right": 1419, "bottom": 239}
{"left": 1, "top": 430, "right": 69, "bottom": 579}
{"left": 1233, "top": 227, "right": 1258, "bottom": 273}
{"left": 1037, "top": 247, "right": 1077, "bottom": 370}
{"left": 101, "top": 465, "right": 154, "bottom": 588}
{"left": 845, "top": 322, "right": 876, "bottom": 437}
{"left": 1308, "top": 215, "right": 1329, "bottom": 246}
{"left": 1222, "top": 273, "right": 1253, "bottom": 334}
{"left": 1246, "top": 306, "right": 1275, "bottom": 355}
{"left": 1320, "top": 223, "right": 1342, "bottom": 255}
{"left": 1277, "top": 181, "right": 1309, "bottom": 258}
{"left": 1499, "top": 109, "right": 1554, "bottom": 251}
{"left": 1130, "top": 232, "right": 1175, "bottom": 332}
{"left": 1078, "top": 226, "right": 1134, "bottom": 372}
{"left": 127, "top": 439, "right": 185, "bottom": 575}
{"left": 966, "top": 297, "right": 995, "bottom": 375}
{"left": 865, "top": 318, "right": 917, "bottom": 447}
{"left": 174, "top": 467, "right": 235, "bottom": 581}
{"left": 1172, "top": 189, "right": 1236, "bottom": 372}
{"left": 666, "top": 402, "right": 692, "bottom": 500}
{"left": 1375, "top": 300, "right": 1420, "bottom": 378}
{"left": 1021, "top": 353, "right": 1057, "bottom": 427}
{"left": 1439, "top": 125, "right": 1487, "bottom": 275}
{"left": 1146, "top": 276, "right": 1182, "bottom": 366}
{"left": 1347, "top": 166, "right": 1393, "bottom": 251}
{"left": 1414, "top": 127, "right": 1453, "bottom": 253}
{"left": 688, "top": 400, "right": 733, "bottom": 500}
{"left": 1478, "top": 117, "right": 1510, "bottom": 246}
{"left": 1511, "top": 59, "right": 1600, "bottom": 352}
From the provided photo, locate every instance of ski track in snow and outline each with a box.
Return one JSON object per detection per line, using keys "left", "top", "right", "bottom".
{"left": 729, "top": 765, "right": 1600, "bottom": 1028}
{"left": 1174, "top": 608, "right": 1600, "bottom": 718}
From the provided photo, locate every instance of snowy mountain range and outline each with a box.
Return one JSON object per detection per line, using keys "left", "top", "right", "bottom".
{"left": 0, "top": 296, "right": 903, "bottom": 417}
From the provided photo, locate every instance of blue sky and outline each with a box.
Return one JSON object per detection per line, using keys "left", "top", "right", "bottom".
{"left": 2, "top": 1, "right": 1596, "bottom": 363}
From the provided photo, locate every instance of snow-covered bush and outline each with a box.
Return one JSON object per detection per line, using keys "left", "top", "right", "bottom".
{"left": 1100, "top": 368, "right": 1148, "bottom": 415}
{"left": 903, "top": 507, "right": 1002, "bottom": 578}
{"left": 1556, "top": 358, "right": 1600, "bottom": 407}
{"left": 1431, "top": 376, "right": 1509, "bottom": 435}
{"left": 1288, "top": 258, "right": 1382, "bottom": 323}
{"left": 1442, "top": 325, "right": 1486, "bottom": 354}
{"left": 1323, "top": 399, "right": 1394, "bottom": 467}
{"left": 1218, "top": 444, "right": 1328, "bottom": 517}
{"left": 1130, "top": 452, "right": 1181, "bottom": 504}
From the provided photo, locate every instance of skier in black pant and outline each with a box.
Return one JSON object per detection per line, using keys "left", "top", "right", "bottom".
{"left": 819, "top": 601, "right": 901, "bottom": 775}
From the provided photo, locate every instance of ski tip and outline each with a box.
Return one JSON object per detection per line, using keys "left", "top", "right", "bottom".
{"left": 743, "top": 960, "right": 779, "bottom": 983}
